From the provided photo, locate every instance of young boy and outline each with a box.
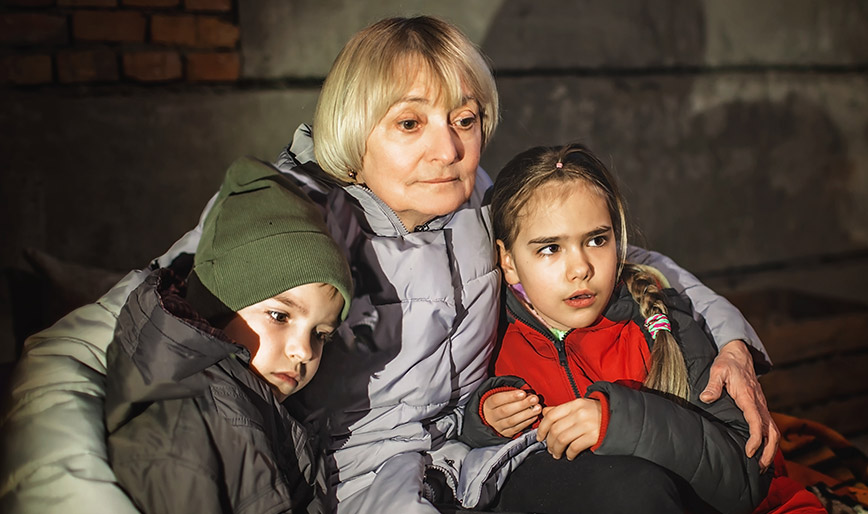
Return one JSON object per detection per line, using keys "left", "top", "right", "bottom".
{"left": 104, "top": 157, "right": 353, "bottom": 514}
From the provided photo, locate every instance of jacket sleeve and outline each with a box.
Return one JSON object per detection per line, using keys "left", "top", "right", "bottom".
{"left": 0, "top": 271, "right": 149, "bottom": 514}
{"left": 459, "top": 375, "right": 527, "bottom": 448}
{"left": 587, "top": 296, "right": 772, "bottom": 514}
{"left": 0, "top": 211, "right": 209, "bottom": 513}
{"left": 588, "top": 381, "right": 770, "bottom": 514}
{"left": 108, "top": 398, "right": 227, "bottom": 514}
{"left": 625, "top": 245, "right": 771, "bottom": 373}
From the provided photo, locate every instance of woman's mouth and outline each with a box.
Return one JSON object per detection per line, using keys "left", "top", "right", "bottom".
{"left": 422, "top": 177, "right": 458, "bottom": 184}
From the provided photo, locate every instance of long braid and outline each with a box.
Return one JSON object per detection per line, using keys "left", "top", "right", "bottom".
{"left": 622, "top": 263, "right": 690, "bottom": 400}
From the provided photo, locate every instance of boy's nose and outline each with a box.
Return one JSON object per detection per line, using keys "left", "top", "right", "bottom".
{"left": 285, "top": 334, "right": 313, "bottom": 363}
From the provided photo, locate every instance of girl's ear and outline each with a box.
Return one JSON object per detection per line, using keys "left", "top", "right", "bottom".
{"left": 497, "top": 240, "right": 520, "bottom": 285}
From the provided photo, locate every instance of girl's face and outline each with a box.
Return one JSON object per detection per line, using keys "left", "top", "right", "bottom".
{"left": 358, "top": 68, "right": 482, "bottom": 231}
{"left": 498, "top": 180, "right": 618, "bottom": 331}
{"left": 222, "top": 282, "right": 343, "bottom": 401}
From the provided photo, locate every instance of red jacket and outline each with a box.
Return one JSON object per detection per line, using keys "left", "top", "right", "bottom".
{"left": 462, "top": 283, "right": 772, "bottom": 514}
{"left": 493, "top": 291, "right": 651, "bottom": 409}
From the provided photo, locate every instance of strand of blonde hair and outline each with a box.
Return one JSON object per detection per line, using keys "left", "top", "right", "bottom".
{"left": 622, "top": 263, "right": 690, "bottom": 400}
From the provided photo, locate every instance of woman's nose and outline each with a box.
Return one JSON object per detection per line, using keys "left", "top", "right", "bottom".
{"left": 427, "top": 122, "right": 461, "bottom": 164}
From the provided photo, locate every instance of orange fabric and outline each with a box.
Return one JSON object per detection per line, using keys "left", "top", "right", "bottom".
{"left": 752, "top": 450, "right": 826, "bottom": 513}
{"left": 759, "top": 412, "right": 868, "bottom": 512}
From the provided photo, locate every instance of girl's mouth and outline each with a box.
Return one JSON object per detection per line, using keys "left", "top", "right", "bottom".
{"left": 564, "top": 293, "right": 595, "bottom": 309}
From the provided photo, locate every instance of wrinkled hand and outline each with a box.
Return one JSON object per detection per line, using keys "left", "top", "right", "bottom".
{"left": 700, "top": 340, "right": 780, "bottom": 470}
{"left": 482, "top": 389, "right": 541, "bottom": 438}
{"left": 536, "top": 398, "right": 601, "bottom": 461}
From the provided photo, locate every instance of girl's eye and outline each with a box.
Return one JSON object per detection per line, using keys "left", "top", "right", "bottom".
{"left": 538, "top": 244, "right": 559, "bottom": 256}
{"left": 452, "top": 113, "right": 478, "bottom": 129}
{"left": 268, "top": 311, "right": 288, "bottom": 323}
{"left": 399, "top": 119, "right": 419, "bottom": 131}
{"left": 588, "top": 235, "right": 608, "bottom": 248}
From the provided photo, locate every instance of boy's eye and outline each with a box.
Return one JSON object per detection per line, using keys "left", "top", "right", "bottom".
{"left": 268, "top": 311, "right": 288, "bottom": 323}
{"left": 538, "top": 244, "right": 559, "bottom": 255}
{"left": 588, "top": 235, "right": 608, "bottom": 248}
{"left": 399, "top": 119, "right": 419, "bottom": 131}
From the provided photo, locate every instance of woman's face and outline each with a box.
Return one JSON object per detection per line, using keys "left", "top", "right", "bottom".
{"left": 358, "top": 69, "right": 483, "bottom": 231}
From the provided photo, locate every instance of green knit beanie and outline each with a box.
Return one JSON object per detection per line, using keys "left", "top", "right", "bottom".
{"left": 192, "top": 156, "right": 352, "bottom": 320}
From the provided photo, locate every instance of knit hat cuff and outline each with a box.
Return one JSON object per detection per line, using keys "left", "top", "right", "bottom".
{"left": 195, "top": 231, "right": 352, "bottom": 320}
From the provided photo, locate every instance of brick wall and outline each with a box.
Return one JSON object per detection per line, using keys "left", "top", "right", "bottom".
{"left": 0, "top": 0, "right": 239, "bottom": 86}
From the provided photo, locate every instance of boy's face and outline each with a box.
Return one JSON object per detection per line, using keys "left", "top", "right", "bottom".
{"left": 222, "top": 282, "right": 344, "bottom": 401}
{"left": 498, "top": 181, "right": 618, "bottom": 331}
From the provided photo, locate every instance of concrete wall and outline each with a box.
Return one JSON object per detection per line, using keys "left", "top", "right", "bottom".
{"left": 2, "top": 2, "right": 867, "bottom": 365}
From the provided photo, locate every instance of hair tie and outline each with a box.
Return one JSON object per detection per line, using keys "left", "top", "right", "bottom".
{"left": 555, "top": 162, "right": 563, "bottom": 169}
{"left": 644, "top": 313, "right": 671, "bottom": 340}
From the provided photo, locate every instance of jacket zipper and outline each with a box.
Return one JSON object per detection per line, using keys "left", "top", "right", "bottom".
{"left": 506, "top": 298, "right": 584, "bottom": 399}
{"left": 553, "top": 337, "right": 582, "bottom": 399}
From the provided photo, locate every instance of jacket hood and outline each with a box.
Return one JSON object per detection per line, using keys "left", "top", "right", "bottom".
{"left": 105, "top": 270, "right": 252, "bottom": 431}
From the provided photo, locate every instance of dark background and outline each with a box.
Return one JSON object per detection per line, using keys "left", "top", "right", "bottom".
{"left": 2, "top": 0, "right": 867, "bottom": 449}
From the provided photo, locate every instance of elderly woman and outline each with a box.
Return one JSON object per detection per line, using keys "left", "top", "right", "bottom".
{"left": 0, "top": 16, "right": 776, "bottom": 514}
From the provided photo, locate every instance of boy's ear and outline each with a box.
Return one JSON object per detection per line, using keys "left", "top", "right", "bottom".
{"left": 497, "top": 240, "right": 520, "bottom": 285}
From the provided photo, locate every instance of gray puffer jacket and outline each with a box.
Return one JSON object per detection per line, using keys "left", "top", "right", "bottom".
{"left": 105, "top": 270, "right": 327, "bottom": 514}
{"left": 0, "top": 124, "right": 769, "bottom": 514}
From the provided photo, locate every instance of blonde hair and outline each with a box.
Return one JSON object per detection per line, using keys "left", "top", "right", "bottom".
{"left": 313, "top": 16, "right": 499, "bottom": 182}
{"left": 491, "top": 143, "right": 689, "bottom": 400}
{"left": 491, "top": 144, "right": 628, "bottom": 276}
{"left": 622, "top": 263, "right": 690, "bottom": 400}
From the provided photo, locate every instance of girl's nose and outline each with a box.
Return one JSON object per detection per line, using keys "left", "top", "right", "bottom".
{"left": 566, "top": 250, "right": 592, "bottom": 282}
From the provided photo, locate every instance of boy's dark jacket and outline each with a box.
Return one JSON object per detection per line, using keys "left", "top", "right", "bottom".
{"left": 461, "top": 282, "right": 772, "bottom": 514}
{"left": 104, "top": 269, "right": 326, "bottom": 514}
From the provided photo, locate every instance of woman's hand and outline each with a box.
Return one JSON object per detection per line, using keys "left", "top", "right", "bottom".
{"left": 700, "top": 340, "right": 780, "bottom": 470}
{"left": 536, "top": 398, "right": 601, "bottom": 461}
{"left": 482, "top": 389, "right": 541, "bottom": 438}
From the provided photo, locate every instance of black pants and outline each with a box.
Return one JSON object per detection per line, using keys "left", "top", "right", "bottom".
{"left": 491, "top": 451, "right": 688, "bottom": 514}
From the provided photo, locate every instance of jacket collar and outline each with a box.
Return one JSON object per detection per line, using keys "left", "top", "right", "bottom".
{"left": 504, "top": 282, "right": 639, "bottom": 343}
{"left": 119, "top": 270, "right": 250, "bottom": 388}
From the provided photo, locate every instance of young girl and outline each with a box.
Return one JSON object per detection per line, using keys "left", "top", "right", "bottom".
{"left": 461, "top": 143, "right": 772, "bottom": 513}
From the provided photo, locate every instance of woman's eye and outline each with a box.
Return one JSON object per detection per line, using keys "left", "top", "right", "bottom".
{"left": 453, "top": 114, "right": 477, "bottom": 129}
{"left": 399, "top": 119, "right": 419, "bottom": 131}
{"left": 588, "top": 235, "right": 608, "bottom": 248}
{"left": 538, "top": 244, "right": 559, "bottom": 256}
{"left": 268, "top": 311, "right": 288, "bottom": 323}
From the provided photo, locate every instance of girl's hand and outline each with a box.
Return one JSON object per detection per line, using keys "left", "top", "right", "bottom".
{"left": 700, "top": 339, "right": 780, "bottom": 471}
{"left": 537, "top": 398, "right": 602, "bottom": 460}
{"left": 482, "top": 389, "right": 541, "bottom": 438}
